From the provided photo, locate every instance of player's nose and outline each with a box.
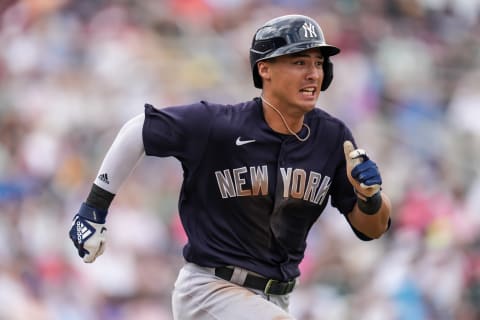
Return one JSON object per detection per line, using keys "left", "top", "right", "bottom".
{"left": 305, "top": 63, "right": 323, "bottom": 81}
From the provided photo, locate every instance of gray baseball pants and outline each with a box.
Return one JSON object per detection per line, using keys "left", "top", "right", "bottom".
{"left": 172, "top": 262, "right": 295, "bottom": 320}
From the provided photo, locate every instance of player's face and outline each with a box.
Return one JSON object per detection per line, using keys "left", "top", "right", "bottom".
{"left": 260, "top": 49, "right": 324, "bottom": 114}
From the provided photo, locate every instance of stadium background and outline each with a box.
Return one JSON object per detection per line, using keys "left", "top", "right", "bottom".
{"left": 0, "top": 0, "right": 479, "bottom": 319}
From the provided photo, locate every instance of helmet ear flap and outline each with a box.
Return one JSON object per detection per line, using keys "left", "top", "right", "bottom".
{"left": 321, "top": 57, "right": 333, "bottom": 91}
{"left": 252, "top": 64, "right": 263, "bottom": 89}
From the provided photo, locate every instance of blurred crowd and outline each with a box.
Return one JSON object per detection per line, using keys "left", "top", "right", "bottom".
{"left": 0, "top": 0, "right": 479, "bottom": 319}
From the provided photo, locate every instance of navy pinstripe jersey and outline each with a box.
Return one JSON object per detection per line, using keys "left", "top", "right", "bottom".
{"left": 143, "top": 97, "right": 358, "bottom": 281}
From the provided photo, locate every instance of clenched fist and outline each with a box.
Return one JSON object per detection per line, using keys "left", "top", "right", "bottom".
{"left": 69, "top": 203, "right": 108, "bottom": 263}
{"left": 343, "top": 140, "right": 382, "bottom": 201}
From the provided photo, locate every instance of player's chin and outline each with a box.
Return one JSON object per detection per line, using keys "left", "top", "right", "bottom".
{"left": 297, "top": 95, "right": 318, "bottom": 111}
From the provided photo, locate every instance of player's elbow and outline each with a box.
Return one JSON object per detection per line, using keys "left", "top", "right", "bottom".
{"left": 365, "top": 225, "right": 388, "bottom": 239}
{"left": 353, "top": 226, "right": 386, "bottom": 241}
{"left": 364, "top": 217, "right": 392, "bottom": 239}
{"left": 349, "top": 212, "right": 391, "bottom": 240}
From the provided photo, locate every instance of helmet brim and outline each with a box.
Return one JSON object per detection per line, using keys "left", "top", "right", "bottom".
{"left": 257, "top": 41, "right": 340, "bottom": 62}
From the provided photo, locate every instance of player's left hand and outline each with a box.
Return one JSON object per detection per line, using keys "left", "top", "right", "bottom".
{"left": 343, "top": 140, "right": 382, "bottom": 200}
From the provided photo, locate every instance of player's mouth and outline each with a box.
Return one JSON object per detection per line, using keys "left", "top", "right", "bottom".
{"left": 300, "top": 87, "right": 316, "bottom": 97}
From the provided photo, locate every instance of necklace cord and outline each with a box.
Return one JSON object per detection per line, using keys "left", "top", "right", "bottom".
{"left": 260, "top": 96, "right": 311, "bottom": 142}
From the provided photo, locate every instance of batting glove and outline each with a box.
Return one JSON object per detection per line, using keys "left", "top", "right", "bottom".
{"left": 343, "top": 140, "right": 382, "bottom": 201}
{"left": 69, "top": 203, "right": 108, "bottom": 263}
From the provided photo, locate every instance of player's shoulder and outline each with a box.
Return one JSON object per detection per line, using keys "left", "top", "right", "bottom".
{"left": 201, "top": 98, "right": 260, "bottom": 114}
{"left": 145, "top": 99, "right": 258, "bottom": 115}
{"left": 307, "top": 107, "right": 354, "bottom": 146}
{"left": 307, "top": 107, "right": 350, "bottom": 129}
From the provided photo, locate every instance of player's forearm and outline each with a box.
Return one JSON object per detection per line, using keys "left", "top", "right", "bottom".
{"left": 69, "top": 114, "right": 146, "bottom": 263}
{"left": 348, "top": 192, "right": 391, "bottom": 239}
{"left": 90, "top": 113, "right": 145, "bottom": 201}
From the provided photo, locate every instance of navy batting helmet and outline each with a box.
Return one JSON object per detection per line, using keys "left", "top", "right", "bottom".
{"left": 250, "top": 14, "right": 340, "bottom": 90}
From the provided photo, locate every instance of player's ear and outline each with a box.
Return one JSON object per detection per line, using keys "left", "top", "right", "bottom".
{"left": 257, "top": 61, "right": 271, "bottom": 83}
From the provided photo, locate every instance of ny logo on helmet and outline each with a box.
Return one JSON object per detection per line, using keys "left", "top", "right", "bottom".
{"left": 302, "top": 22, "right": 317, "bottom": 38}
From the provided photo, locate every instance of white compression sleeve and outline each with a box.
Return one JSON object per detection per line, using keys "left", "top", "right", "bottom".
{"left": 93, "top": 113, "right": 145, "bottom": 194}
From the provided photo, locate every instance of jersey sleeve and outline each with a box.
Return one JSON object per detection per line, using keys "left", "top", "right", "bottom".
{"left": 329, "top": 125, "right": 357, "bottom": 215}
{"left": 142, "top": 102, "right": 213, "bottom": 163}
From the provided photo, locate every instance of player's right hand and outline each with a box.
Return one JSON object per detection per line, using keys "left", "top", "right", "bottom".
{"left": 68, "top": 203, "right": 108, "bottom": 263}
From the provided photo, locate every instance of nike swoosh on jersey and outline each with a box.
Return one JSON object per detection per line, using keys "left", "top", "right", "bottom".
{"left": 235, "top": 137, "right": 256, "bottom": 146}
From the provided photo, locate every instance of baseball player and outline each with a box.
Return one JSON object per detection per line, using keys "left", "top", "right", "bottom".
{"left": 69, "top": 14, "right": 391, "bottom": 319}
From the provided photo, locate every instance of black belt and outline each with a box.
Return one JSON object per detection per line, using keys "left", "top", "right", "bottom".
{"left": 214, "top": 266, "right": 295, "bottom": 295}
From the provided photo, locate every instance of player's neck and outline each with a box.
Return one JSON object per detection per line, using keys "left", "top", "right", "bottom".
{"left": 261, "top": 95, "right": 305, "bottom": 135}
